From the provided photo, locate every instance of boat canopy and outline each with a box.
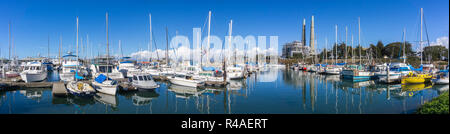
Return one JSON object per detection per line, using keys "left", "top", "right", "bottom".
{"left": 120, "top": 61, "right": 133, "bottom": 64}
{"left": 202, "top": 66, "right": 216, "bottom": 71}
{"left": 95, "top": 74, "right": 108, "bottom": 83}
{"left": 62, "top": 54, "right": 77, "bottom": 58}
{"left": 336, "top": 63, "right": 346, "bottom": 66}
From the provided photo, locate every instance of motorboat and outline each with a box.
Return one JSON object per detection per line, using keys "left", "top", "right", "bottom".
{"left": 168, "top": 72, "right": 205, "bottom": 87}
{"left": 131, "top": 74, "right": 159, "bottom": 90}
{"left": 118, "top": 57, "right": 141, "bottom": 78}
{"left": 59, "top": 52, "right": 85, "bottom": 81}
{"left": 226, "top": 66, "right": 244, "bottom": 79}
{"left": 341, "top": 64, "right": 372, "bottom": 81}
{"left": 401, "top": 72, "right": 432, "bottom": 84}
{"left": 20, "top": 62, "right": 48, "bottom": 83}
{"left": 324, "top": 65, "right": 341, "bottom": 75}
{"left": 432, "top": 70, "right": 449, "bottom": 85}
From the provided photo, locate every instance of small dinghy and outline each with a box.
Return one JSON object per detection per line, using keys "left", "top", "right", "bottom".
{"left": 66, "top": 81, "right": 96, "bottom": 97}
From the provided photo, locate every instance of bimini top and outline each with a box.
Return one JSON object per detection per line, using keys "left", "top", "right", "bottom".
{"left": 62, "top": 54, "right": 77, "bottom": 58}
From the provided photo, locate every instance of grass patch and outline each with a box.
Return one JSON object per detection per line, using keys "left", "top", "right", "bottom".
{"left": 416, "top": 91, "right": 449, "bottom": 114}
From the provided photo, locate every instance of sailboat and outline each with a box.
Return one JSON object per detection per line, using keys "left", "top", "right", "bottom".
{"left": 340, "top": 18, "right": 372, "bottom": 81}
{"left": 401, "top": 8, "right": 435, "bottom": 85}
{"left": 325, "top": 25, "right": 342, "bottom": 75}
{"left": 66, "top": 16, "right": 96, "bottom": 97}
{"left": 5, "top": 22, "right": 20, "bottom": 78}
{"left": 91, "top": 13, "right": 118, "bottom": 95}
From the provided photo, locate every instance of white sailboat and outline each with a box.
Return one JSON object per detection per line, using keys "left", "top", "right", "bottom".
{"left": 325, "top": 25, "right": 342, "bottom": 75}
{"left": 91, "top": 13, "right": 118, "bottom": 95}
{"left": 66, "top": 16, "right": 96, "bottom": 97}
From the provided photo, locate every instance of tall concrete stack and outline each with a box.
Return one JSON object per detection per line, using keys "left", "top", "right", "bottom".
{"left": 302, "top": 18, "right": 306, "bottom": 46}
{"left": 310, "top": 16, "right": 315, "bottom": 55}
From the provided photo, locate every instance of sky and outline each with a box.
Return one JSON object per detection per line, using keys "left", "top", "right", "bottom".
{"left": 0, "top": 0, "right": 448, "bottom": 58}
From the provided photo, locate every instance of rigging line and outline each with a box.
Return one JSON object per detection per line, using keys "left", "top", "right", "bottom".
{"left": 151, "top": 30, "right": 160, "bottom": 61}
{"left": 423, "top": 13, "right": 431, "bottom": 46}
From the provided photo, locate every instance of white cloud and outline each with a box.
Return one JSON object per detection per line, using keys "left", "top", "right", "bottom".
{"left": 430, "top": 36, "right": 449, "bottom": 48}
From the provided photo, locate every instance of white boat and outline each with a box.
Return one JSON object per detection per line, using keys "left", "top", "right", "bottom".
{"left": 325, "top": 65, "right": 341, "bottom": 75}
{"left": 59, "top": 52, "right": 85, "bottom": 81}
{"left": 226, "top": 66, "right": 245, "bottom": 79}
{"left": 197, "top": 70, "right": 224, "bottom": 82}
{"left": 131, "top": 74, "right": 159, "bottom": 90}
{"left": 432, "top": 71, "right": 449, "bottom": 85}
{"left": 118, "top": 58, "right": 141, "bottom": 78}
{"left": 66, "top": 81, "right": 96, "bottom": 97}
{"left": 90, "top": 63, "right": 123, "bottom": 80}
{"left": 390, "top": 62, "right": 412, "bottom": 76}
{"left": 168, "top": 73, "right": 205, "bottom": 87}
{"left": 341, "top": 64, "right": 372, "bottom": 81}
{"left": 20, "top": 62, "right": 48, "bottom": 83}
{"left": 92, "top": 74, "right": 118, "bottom": 95}
{"left": 168, "top": 84, "right": 205, "bottom": 99}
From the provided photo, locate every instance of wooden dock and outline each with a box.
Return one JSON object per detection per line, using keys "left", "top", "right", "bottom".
{"left": 205, "top": 81, "right": 228, "bottom": 87}
{"left": 52, "top": 82, "right": 67, "bottom": 96}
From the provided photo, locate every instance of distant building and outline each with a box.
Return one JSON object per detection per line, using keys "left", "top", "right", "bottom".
{"left": 282, "top": 41, "right": 310, "bottom": 58}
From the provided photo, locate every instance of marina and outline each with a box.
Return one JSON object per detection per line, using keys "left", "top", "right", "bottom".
{"left": 0, "top": 68, "right": 448, "bottom": 114}
{"left": 0, "top": 1, "right": 448, "bottom": 115}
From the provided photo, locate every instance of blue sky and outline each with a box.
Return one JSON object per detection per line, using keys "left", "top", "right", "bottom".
{"left": 0, "top": 0, "right": 448, "bottom": 58}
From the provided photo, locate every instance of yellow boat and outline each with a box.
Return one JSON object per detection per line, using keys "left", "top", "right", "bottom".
{"left": 401, "top": 72, "right": 432, "bottom": 84}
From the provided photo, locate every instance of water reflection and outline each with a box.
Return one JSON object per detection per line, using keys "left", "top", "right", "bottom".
{"left": 0, "top": 68, "right": 445, "bottom": 114}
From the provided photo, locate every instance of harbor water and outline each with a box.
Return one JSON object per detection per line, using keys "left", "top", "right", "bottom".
{"left": 0, "top": 67, "right": 447, "bottom": 114}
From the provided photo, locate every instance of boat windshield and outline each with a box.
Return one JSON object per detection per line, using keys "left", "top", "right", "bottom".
{"left": 138, "top": 76, "right": 144, "bottom": 81}
{"left": 143, "top": 76, "right": 148, "bottom": 81}
{"left": 99, "top": 66, "right": 113, "bottom": 73}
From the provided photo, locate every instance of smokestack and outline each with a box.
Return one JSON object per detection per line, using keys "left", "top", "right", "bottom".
{"left": 310, "top": 16, "right": 315, "bottom": 54}
{"left": 302, "top": 18, "right": 306, "bottom": 46}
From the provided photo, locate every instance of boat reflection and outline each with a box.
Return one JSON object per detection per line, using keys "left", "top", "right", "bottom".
{"left": 52, "top": 95, "right": 95, "bottom": 106}
{"left": 94, "top": 93, "right": 119, "bottom": 107}
{"left": 433, "top": 84, "right": 449, "bottom": 94}
{"left": 227, "top": 80, "right": 245, "bottom": 90}
{"left": 132, "top": 90, "right": 159, "bottom": 106}
{"left": 19, "top": 88, "right": 46, "bottom": 102}
{"left": 169, "top": 84, "right": 205, "bottom": 99}
{"left": 339, "top": 80, "right": 375, "bottom": 89}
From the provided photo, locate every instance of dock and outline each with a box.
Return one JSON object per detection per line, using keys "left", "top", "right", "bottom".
{"left": 52, "top": 82, "right": 67, "bottom": 96}
{"left": 205, "top": 81, "right": 228, "bottom": 87}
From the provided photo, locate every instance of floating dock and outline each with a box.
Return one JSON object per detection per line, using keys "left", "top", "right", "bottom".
{"left": 52, "top": 82, "right": 67, "bottom": 96}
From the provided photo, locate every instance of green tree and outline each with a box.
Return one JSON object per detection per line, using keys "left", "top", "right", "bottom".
{"left": 423, "top": 45, "right": 449, "bottom": 61}
{"left": 382, "top": 42, "right": 414, "bottom": 59}
{"left": 376, "top": 41, "right": 384, "bottom": 58}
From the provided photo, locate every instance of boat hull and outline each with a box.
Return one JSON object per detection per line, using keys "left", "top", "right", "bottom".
{"left": 92, "top": 82, "right": 118, "bottom": 95}
{"left": 20, "top": 73, "right": 47, "bottom": 83}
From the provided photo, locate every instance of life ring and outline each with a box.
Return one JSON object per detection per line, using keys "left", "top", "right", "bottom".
{"left": 409, "top": 92, "right": 413, "bottom": 97}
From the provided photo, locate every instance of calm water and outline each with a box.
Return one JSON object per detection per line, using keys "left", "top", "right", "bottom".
{"left": 0, "top": 68, "right": 448, "bottom": 114}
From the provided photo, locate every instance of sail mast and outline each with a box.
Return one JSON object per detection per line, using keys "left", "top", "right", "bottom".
{"left": 352, "top": 34, "right": 354, "bottom": 63}
{"left": 335, "top": 25, "right": 337, "bottom": 65}
{"left": 106, "top": 12, "right": 109, "bottom": 78}
{"left": 206, "top": 10, "right": 211, "bottom": 66}
{"left": 8, "top": 21, "right": 11, "bottom": 60}
{"left": 403, "top": 28, "right": 406, "bottom": 63}
{"left": 420, "top": 8, "right": 423, "bottom": 65}
{"left": 76, "top": 16, "right": 79, "bottom": 73}
{"left": 325, "top": 37, "right": 328, "bottom": 64}
{"left": 149, "top": 13, "right": 152, "bottom": 62}
{"left": 358, "top": 17, "right": 361, "bottom": 66}
{"left": 345, "top": 26, "right": 347, "bottom": 63}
